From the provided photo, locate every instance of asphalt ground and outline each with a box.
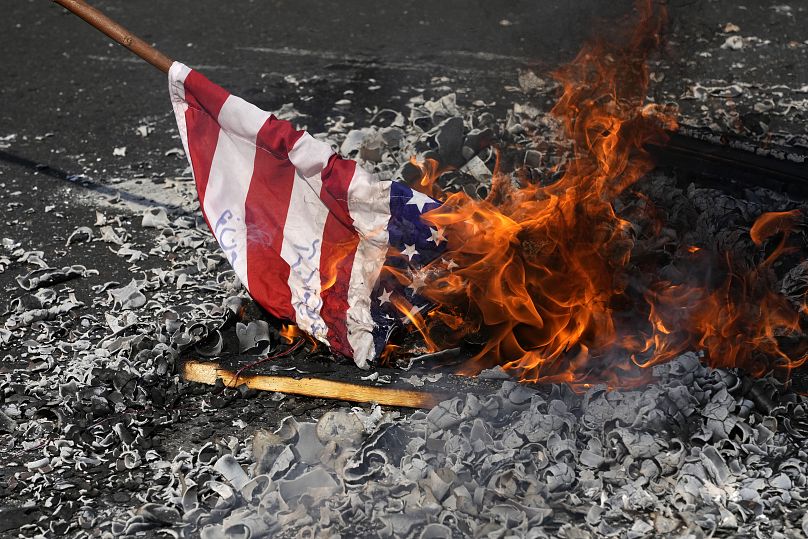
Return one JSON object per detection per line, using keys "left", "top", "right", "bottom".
{"left": 3, "top": 0, "right": 806, "bottom": 197}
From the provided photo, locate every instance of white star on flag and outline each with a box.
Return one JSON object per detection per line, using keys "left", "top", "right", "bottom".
{"left": 377, "top": 288, "right": 392, "bottom": 305}
{"left": 443, "top": 257, "right": 459, "bottom": 270}
{"left": 401, "top": 244, "right": 419, "bottom": 261}
{"left": 405, "top": 190, "right": 435, "bottom": 213}
{"left": 408, "top": 269, "right": 428, "bottom": 293}
{"left": 428, "top": 227, "right": 446, "bottom": 245}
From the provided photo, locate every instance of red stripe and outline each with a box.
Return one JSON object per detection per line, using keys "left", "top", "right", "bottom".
{"left": 243, "top": 119, "right": 298, "bottom": 321}
{"left": 183, "top": 70, "right": 230, "bottom": 205}
{"left": 319, "top": 156, "right": 360, "bottom": 357}
{"left": 256, "top": 115, "right": 305, "bottom": 158}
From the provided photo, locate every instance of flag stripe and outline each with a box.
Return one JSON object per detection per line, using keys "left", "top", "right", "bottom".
{"left": 243, "top": 118, "right": 320, "bottom": 322}
{"left": 203, "top": 96, "right": 271, "bottom": 289}
{"left": 256, "top": 115, "right": 305, "bottom": 159}
{"left": 244, "top": 120, "right": 298, "bottom": 321}
{"left": 276, "top": 132, "right": 344, "bottom": 344}
{"left": 182, "top": 70, "right": 231, "bottom": 205}
{"left": 319, "top": 156, "right": 360, "bottom": 357}
{"left": 167, "top": 63, "right": 192, "bottom": 160}
{"left": 288, "top": 132, "right": 336, "bottom": 178}
{"left": 345, "top": 167, "right": 393, "bottom": 367}
{"left": 279, "top": 169, "right": 331, "bottom": 343}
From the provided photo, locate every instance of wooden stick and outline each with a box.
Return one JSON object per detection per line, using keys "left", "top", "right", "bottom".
{"left": 52, "top": 0, "right": 173, "bottom": 73}
{"left": 182, "top": 360, "right": 447, "bottom": 409}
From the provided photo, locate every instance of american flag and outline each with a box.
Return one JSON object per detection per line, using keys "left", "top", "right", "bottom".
{"left": 168, "top": 62, "right": 445, "bottom": 368}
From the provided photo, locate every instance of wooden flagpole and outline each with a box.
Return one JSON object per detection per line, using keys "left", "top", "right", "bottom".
{"left": 52, "top": 0, "right": 173, "bottom": 73}
{"left": 182, "top": 360, "right": 447, "bottom": 409}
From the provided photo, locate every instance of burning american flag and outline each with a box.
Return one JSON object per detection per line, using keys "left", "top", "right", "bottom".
{"left": 168, "top": 62, "right": 445, "bottom": 368}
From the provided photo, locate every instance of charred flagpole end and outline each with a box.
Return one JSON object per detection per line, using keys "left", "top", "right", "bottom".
{"left": 51, "top": 0, "right": 173, "bottom": 73}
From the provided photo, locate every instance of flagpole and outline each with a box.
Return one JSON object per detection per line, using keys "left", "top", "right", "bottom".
{"left": 51, "top": 0, "right": 173, "bottom": 73}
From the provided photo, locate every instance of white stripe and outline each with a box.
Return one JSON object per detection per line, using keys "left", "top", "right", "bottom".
{"left": 203, "top": 95, "right": 271, "bottom": 290}
{"left": 168, "top": 62, "right": 192, "bottom": 169}
{"left": 345, "top": 167, "right": 393, "bottom": 368}
{"left": 288, "top": 132, "right": 334, "bottom": 177}
{"left": 278, "top": 132, "right": 334, "bottom": 345}
{"left": 280, "top": 170, "right": 331, "bottom": 344}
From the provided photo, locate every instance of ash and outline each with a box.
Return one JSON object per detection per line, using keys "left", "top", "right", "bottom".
{"left": 119, "top": 355, "right": 808, "bottom": 539}
{"left": 3, "top": 84, "right": 807, "bottom": 537}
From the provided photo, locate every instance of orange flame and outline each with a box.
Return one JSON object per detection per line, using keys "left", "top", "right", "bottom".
{"left": 391, "top": 295, "right": 439, "bottom": 353}
{"left": 379, "top": 344, "right": 401, "bottom": 367}
{"left": 280, "top": 323, "right": 301, "bottom": 344}
{"left": 280, "top": 323, "right": 321, "bottom": 351}
{"left": 749, "top": 210, "right": 801, "bottom": 247}
{"left": 410, "top": 156, "right": 446, "bottom": 200}
{"left": 321, "top": 238, "right": 360, "bottom": 293}
{"left": 385, "top": 0, "right": 807, "bottom": 387}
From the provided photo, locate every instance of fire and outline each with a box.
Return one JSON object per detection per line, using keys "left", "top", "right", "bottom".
{"left": 390, "top": 295, "right": 438, "bottom": 352}
{"left": 379, "top": 344, "right": 401, "bottom": 367}
{"left": 639, "top": 211, "right": 808, "bottom": 377}
{"left": 280, "top": 323, "right": 300, "bottom": 344}
{"left": 321, "top": 238, "right": 360, "bottom": 293}
{"left": 410, "top": 156, "right": 446, "bottom": 200}
{"left": 391, "top": 0, "right": 807, "bottom": 387}
{"left": 749, "top": 209, "right": 802, "bottom": 248}
{"left": 280, "top": 322, "right": 322, "bottom": 351}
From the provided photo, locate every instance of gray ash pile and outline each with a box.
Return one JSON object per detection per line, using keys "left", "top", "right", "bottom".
{"left": 117, "top": 355, "right": 808, "bottom": 538}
